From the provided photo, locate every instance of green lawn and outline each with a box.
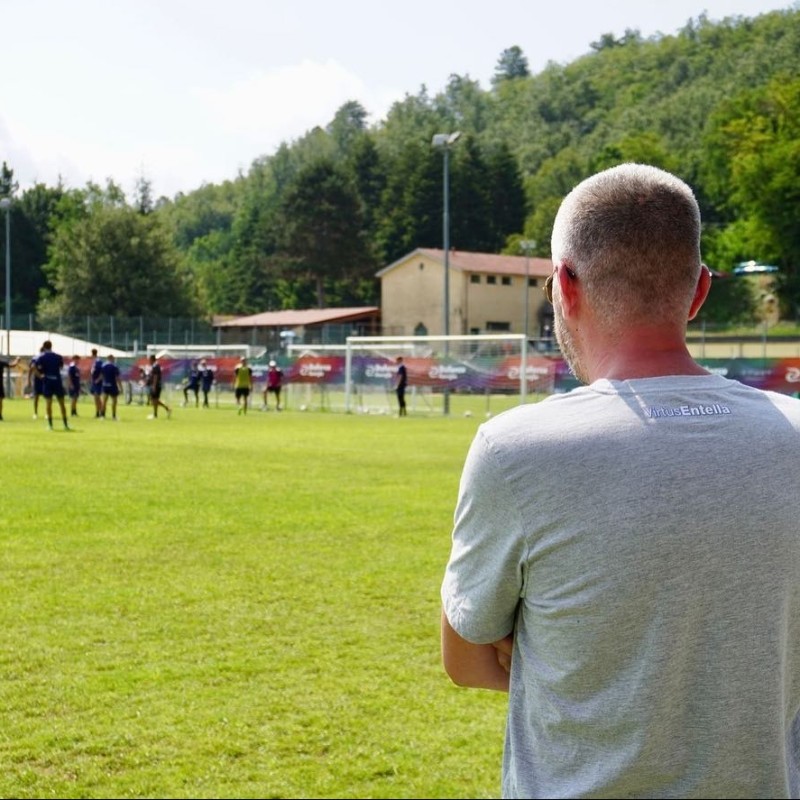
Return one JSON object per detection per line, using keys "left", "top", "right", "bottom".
{"left": 0, "top": 394, "right": 514, "bottom": 799}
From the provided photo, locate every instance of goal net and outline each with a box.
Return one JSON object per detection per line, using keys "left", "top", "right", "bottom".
{"left": 286, "top": 334, "right": 559, "bottom": 416}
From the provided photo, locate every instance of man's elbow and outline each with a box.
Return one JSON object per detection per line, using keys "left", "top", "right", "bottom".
{"left": 442, "top": 658, "right": 476, "bottom": 688}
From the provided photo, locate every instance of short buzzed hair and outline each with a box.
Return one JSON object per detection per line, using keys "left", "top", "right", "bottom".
{"left": 551, "top": 163, "right": 702, "bottom": 325}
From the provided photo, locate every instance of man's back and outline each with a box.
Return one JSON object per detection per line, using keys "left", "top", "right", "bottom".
{"left": 443, "top": 374, "right": 800, "bottom": 798}
{"left": 101, "top": 361, "right": 118, "bottom": 381}
{"left": 68, "top": 361, "right": 80, "bottom": 387}
{"left": 37, "top": 350, "right": 63, "bottom": 381}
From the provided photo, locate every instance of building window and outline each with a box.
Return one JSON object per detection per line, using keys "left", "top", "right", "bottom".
{"left": 486, "top": 321, "right": 511, "bottom": 331}
{"left": 487, "top": 275, "right": 497, "bottom": 285}
{"left": 502, "top": 276, "right": 511, "bottom": 286}
{"left": 419, "top": 262, "right": 425, "bottom": 271}
{"left": 470, "top": 274, "right": 480, "bottom": 284}
{"left": 529, "top": 277, "right": 537, "bottom": 287}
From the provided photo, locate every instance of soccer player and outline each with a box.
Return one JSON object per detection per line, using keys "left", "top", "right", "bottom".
{"left": 100, "top": 353, "right": 123, "bottom": 421}
{"left": 233, "top": 356, "right": 253, "bottom": 415}
{"left": 393, "top": 356, "right": 408, "bottom": 417}
{"left": 0, "top": 355, "right": 20, "bottom": 421}
{"left": 200, "top": 359, "right": 214, "bottom": 408}
{"left": 146, "top": 354, "right": 171, "bottom": 419}
{"left": 263, "top": 360, "right": 284, "bottom": 411}
{"left": 67, "top": 355, "right": 81, "bottom": 417}
{"left": 183, "top": 360, "right": 201, "bottom": 407}
{"left": 35, "top": 340, "right": 69, "bottom": 430}
{"left": 29, "top": 347, "right": 44, "bottom": 419}
{"left": 90, "top": 348, "right": 104, "bottom": 417}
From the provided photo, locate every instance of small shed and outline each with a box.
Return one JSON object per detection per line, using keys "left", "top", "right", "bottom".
{"left": 213, "top": 307, "right": 381, "bottom": 353}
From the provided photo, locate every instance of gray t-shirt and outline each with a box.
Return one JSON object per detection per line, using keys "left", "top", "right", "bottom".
{"left": 442, "top": 375, "right": 800, "bottom": 798}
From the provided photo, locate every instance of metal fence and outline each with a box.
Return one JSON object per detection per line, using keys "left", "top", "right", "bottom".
{"left": 4, "top": 312, "right": 800, "bottom": 356}
{"left": 4, "top": 314, "right": 218, "bottom": 352}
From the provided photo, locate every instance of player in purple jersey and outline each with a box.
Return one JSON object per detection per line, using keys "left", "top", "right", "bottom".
{"left": 200, "top": 359, "right": 214, "bottom": 407}
{"left": 35, "top": 340, "right": 69, "bottom": 430}
{"left": 100, "top": 354, "right": 123, "bottom": 421}
{"left": 182, "top": 360, "right": 201, "bottom": 407}
{"left": 0, "top": 355, "right": 20, "bottom": 421}
{"left": 28, "top": 347, "right": 44, "bottom": 419}
{"left": 67, "top": 355, "right": 81, "bottom": 417}
{"left": 90, "top": 348, "right": 104, "bottom": 418}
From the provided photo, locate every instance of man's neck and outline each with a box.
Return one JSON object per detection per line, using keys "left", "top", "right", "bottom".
{"left": 586, "top": 329, "right": 709, "bottom": 382}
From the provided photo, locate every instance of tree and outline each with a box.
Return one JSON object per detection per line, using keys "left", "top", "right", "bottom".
{"left": 702, "top": 74, "right": 800, "bottom": 315}
{"left": 449, "top": 135, "right": 515, "bottom": 252}
{"left": 492, "top": 46, "right": 530, "bottom": 85}
{"left": 0, "top": 162, "right": 18, "bottom": 198}
{"left": 483, "top": 142, "right": 527, "bottom": 249}
{"left": 378, "top": 87, "right": 441, "bottom": 160}
{"left": 40, "top": 188, "right": 194, "bottom": 320}
{"left": 590, "top": 29, "right": 642, "bottom": 52}
{"left": 12, "top": 182, "right": 66, "bottom": 315}
{"left": 374, "top": 140, "right": 440, "bottom": 262}
{"left": 327, "top": 100, "right": 369, "bottom": 155}
{"left": 346, "top": 134, "right": 386, "bottom": 236}
{"left": 134, "top": 175, "right": 155, "bottom": 215}
{"left": 435, "top": 74, "right": 491, "bottom": 133}
{"left": 277, "top": 159, "right": 375, "bottom": 307}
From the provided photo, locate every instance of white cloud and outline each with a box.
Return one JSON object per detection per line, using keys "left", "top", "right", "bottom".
{"left": 194, "top": 59, "right": 380, "bottom": 147}
{"left": 2, "top": 0, "right": 787, "bottom": 199}
{"left": 3, "top": 58, "right": 403, "bottom": 198}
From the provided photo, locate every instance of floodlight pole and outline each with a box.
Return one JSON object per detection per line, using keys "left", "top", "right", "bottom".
{"left": 519, "top": 239, "right": 536, "bottom": 340}
{"left": 444, "top": 146, "right": 450, "bottom": 341}
{"left": 432, "top": 131, "right": 461, "bottom": 415}
{"left": 0, "top": 197, "right": 11, "bottom": 397}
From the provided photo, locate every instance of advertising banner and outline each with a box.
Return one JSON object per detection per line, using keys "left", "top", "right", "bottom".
{"left": 114, "top": 354, "right": 800, "bottom": 398}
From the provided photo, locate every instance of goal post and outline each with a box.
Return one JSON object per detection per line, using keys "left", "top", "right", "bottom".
{"left": 343, "top": 334, "right": 533, "bottom": 415}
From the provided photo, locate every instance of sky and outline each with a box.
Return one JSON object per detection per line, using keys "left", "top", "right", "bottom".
{"left": 1, "top": 0, "right": 795, "bottom": 200}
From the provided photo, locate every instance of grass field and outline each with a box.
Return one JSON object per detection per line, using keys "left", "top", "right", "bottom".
{"left": 0, "top": 392, "right": 525, "bottom": 799}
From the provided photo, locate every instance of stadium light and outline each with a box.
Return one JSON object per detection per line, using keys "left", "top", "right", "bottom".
{"left": 520, "top": 239, "right": 536, "bottom": 339}
{"left": 0, "top": 196, "right": 10, "bottom": 397}
{"left": 432, "top": 131, "right": 461, "bottom": 415}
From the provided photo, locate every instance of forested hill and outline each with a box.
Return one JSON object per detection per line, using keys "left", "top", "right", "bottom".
{"left": 3, "top": 6, "right": 799, "bottom": 325}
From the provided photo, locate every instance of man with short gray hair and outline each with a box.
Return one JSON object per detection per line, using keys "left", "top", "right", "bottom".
{"left": 441, "top": 163, "right": 800, "bottom": 798}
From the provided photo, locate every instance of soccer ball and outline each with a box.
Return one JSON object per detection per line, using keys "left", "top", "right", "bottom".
{"left": 299, "top": 404, "right": 308, "bottom": 412}
{"left": 464, "top": 410, "right": 473, "bottom": 418}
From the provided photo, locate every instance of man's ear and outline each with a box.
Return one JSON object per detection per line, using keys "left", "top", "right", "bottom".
{"left": 557, "top": 262, "right": 579, "bottom": 317}
{"left": 688, "top": 265, "right": 712, "bottom": 321}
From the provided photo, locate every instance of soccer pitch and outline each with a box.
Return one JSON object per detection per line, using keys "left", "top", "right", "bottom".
{"left": 0, "top": 396, "right": 512, "bottom": 799}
